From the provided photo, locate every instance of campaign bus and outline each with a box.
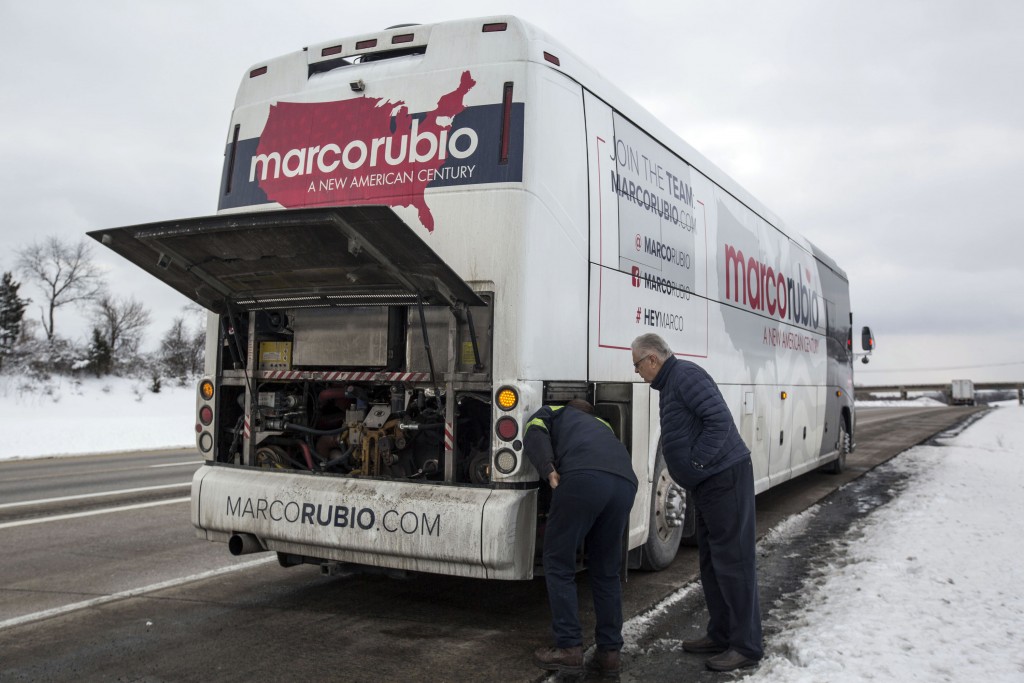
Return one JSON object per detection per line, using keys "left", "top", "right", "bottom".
{"left": 90, "top": 16, "right": 873, "bottom": 580}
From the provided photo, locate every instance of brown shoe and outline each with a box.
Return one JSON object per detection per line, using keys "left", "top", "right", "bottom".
{"left": 682, "top": 635, "right": 728, "bottom": 654}
{"left": 534, "top": 645, "right": 583, "bottom": 672}
{"left": 705, "top": 649, "right": 759, "bottom": 672}
{"left": 586, "top": 649, "right": 621, "bottom": 674}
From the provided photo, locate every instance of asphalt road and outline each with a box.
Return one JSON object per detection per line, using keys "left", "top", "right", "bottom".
{"left": 0, "top": 406, "right": 985, "bottom": 682}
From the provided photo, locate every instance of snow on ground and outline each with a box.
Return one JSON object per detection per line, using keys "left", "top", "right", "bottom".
{"left": 855, "top": 396, "right": 947, "bottom": 408}
{"left": 744, "top": 403, "right": 1024, "bottom": 682}
{"left": 0, "top": 374, "right": 196, "bottom": 460}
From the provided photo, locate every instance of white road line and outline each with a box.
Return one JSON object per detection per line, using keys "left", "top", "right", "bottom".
{"left": 149, "top": 462, "right": 203, "bottom": 469}
{"left": 0, "top": 556, "right": 278, "bottom": 631}
{"left": 0, "top": 483, "right": 191, "bottom": 509}
{"left": 0, "top": 497, "right": 190, "bottom": 530}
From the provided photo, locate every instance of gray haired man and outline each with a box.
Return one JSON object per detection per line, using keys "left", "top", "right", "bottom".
{"left": 631, "top": 333, "right": 763, "bottom": 672}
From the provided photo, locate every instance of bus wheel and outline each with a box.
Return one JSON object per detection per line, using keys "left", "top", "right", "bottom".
{"left": 639, "top": 449, "right": 685, "bottom": 571}
{"left": 823, "top": 420, "right": 850, "bottom": 474}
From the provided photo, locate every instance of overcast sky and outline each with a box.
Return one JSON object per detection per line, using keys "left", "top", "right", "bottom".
{"left": 1, "top": 0, "right": 1021, "bottom": 386}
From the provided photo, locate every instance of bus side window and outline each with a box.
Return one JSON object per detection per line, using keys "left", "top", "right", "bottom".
{"left": 825, "top": 299, "right": 846, "bottom": 363}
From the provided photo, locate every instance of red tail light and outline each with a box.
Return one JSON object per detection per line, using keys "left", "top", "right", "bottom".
{"left": 496, "top": 416, "right": 518, "bottom": 441}
{"left": 499, "top": 82, "right": 513, "bottom": 165}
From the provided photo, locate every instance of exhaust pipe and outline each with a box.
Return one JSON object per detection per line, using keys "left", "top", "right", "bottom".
{"left": 228, "top": 533, "right": 265, "bottom": 556}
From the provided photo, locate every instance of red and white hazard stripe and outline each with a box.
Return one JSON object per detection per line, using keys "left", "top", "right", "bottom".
{"left": 258, "top": 370, "right": 430, "bottom": 383}
{"left": 443, "top": 421, "right": 455, "bottom": 453}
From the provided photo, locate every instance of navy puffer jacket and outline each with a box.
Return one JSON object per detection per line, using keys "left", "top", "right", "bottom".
{"left": 651, "top": 356, "right": 750, "bottom": 490}
{"left": 523, "top": 405, "right": 638, "bottom": 489}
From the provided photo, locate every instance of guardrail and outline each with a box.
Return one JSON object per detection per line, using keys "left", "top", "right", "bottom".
{"left": 855, "top": 382, "right": 1024, "bottom": 405}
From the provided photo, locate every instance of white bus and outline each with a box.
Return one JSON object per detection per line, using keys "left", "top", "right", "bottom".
{"left": 91, "top": 16, "right": 872, "bottom": 580}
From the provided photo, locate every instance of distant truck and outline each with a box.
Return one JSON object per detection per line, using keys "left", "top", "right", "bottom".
{"left": 950, "top": 379, "right": 976, "bottom": 406}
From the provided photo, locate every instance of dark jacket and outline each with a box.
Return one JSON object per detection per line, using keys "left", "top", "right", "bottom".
{"left": 523, "top": 405, "right": 638, "bottom": 489}
{"left": 651, "top": 356, "right": 750, "bottom": 490}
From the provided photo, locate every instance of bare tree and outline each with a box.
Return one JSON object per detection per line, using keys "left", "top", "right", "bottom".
{"left": 93, "top": 293, "right": 152, "bottom": 356}
{"left": 16, "top": 237, "right": 105, "bottom": 341}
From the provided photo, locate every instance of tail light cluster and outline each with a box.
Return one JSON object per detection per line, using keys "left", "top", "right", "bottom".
{"left": 493, "top": 385, "right": 521, "bottom": 475}
{"left": 196, "top": 379, "right": 215, "bottom": 454}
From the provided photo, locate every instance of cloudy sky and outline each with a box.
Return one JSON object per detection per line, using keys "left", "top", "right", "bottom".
{"left": 1, "top": 0, "right": 1021, "bottom": 386}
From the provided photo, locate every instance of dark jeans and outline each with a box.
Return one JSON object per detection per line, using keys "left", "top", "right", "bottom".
{"left": 543, "top": 470, "right": 636, "bottom": 650}
{"left": 693, "top": 457, "right": 763, "bottom": 659}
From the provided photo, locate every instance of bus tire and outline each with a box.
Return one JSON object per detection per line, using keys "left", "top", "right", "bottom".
{"left": 823, "top": 419, "right": 849, "bottom": 474}
{"left": 638, "top": 448, "right": 684, "bottom": 571}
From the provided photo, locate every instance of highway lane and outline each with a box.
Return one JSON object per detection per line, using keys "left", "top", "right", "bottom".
{"left": 0, "top": 449, "right": 200, "bottom": 509}
{"left": 0, "top": 450, "right": 261, "bottom": 626}
{"left": 855, "top": 404, "right": 948, "bottom": 426}
{"left": 0, "top": 405, "right": 984, "bottom": 682}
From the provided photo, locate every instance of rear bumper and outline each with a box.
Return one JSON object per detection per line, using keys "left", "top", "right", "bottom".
{"left": 191, "top": 464, "right": 537, "bottom": 580}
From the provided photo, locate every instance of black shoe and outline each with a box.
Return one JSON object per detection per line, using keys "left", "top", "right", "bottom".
{"left": 705, "top": 649, "right": 759, "bottom": 672}
{"left": 534, "top": 645, "right": 584, "bottom": 672}
{"left": 682, "top": 635, "right": 728, "bottom": 654}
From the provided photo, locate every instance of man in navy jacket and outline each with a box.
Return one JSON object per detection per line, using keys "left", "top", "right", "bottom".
{"left": 525, "top": 399, "right": 638, "bottom": 678}
{"left": 632, "top": 333, "right": 763, "bottom": 672}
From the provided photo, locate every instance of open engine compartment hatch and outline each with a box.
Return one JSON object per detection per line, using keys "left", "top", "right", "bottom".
{"left": 87, "top": 206, "right": 485, "bottom": 313}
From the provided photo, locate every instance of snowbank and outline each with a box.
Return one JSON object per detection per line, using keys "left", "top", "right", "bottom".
{"left": 747, "top": 404, "right": 1024, "bottom": 682}
{"left": 854, "top": 396, "right": 946, "bottom": 408}
{"left": 0, "top": 375, "right": 196, "bottom": 460}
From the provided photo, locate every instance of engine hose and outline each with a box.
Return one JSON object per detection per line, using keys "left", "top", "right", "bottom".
{"left": 282, "top": 421, "right": 347, "bottom": 436}
{"left": 315, "top": 413, "right": 348, "bottom": 430}
{"left": 297, "top": 440, "right": 315, "bottom": 470}
{"left": 317, "top": 388, "right": 353, "bottom": 405}
{"left": 325, "top": 445, "right": 355, "bottom": 471}
{"left": 258, "top": 436, "right": 322, "bottom": 470}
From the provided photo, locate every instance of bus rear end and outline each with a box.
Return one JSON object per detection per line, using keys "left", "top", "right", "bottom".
{"left": 89, "top": 17, "right": 566, "bottom": 580}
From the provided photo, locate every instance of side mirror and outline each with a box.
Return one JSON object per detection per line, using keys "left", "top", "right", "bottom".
{"left": 861, "top": 326, "right": 875, "bottom": 352}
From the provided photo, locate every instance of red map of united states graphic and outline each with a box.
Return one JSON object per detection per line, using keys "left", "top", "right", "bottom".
{"left": 253, "top": 70, "right": 477, "bottom": 232}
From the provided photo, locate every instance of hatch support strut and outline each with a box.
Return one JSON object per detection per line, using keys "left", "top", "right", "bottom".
{"left": 460, "top": 302, "right": 484, "bottom": 372}
{"left": 416, "top": 296, "right": 438, "bottom": 390}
